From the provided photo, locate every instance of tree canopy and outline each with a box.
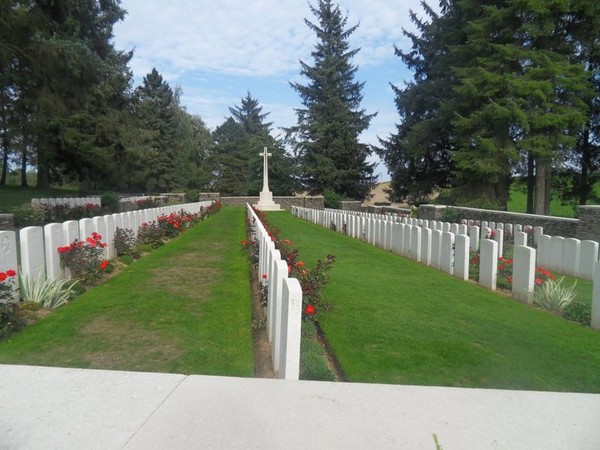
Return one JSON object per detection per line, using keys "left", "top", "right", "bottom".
{"left": 287, "top": 0, "right": 376, "bottom": 201}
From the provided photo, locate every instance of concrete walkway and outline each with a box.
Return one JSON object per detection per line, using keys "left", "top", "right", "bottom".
{"left": 1, "top": 364, "right": 599, "bottom": 449}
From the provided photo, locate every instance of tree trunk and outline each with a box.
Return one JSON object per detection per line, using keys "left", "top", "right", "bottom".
{"left": 0, "top": 147, "right": 7, "bottom": 186}
{"left": 527, "top": 152, "right": 535, "bottom": 213}
{"left": 36, "top": 147, "right": 50, "bottom": 190}
{"left": 20, "top": 148, "right": 28, "bottom": 188}
{"left": 579, "top": 127, "right": 591, "bottom": 205}
{"left": 535, "top": 157, "right": 551, "bottom": 215}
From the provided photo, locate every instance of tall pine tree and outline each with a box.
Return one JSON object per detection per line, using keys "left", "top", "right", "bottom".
{"left": 288, "top": 0, "right": 376, "bottom": 200}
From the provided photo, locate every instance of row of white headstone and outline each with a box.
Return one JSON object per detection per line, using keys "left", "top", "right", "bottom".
{"left": 31, "top": 197, "right": 101, "bottom": 208}
{"left": 292, "top": 206, "right": 600, "bottom": 330}
{"left": 247, "top": 204, "right": 303, "bottom": 380}
{"left": 0, "top": 201, "right": 214, "bottom": 302}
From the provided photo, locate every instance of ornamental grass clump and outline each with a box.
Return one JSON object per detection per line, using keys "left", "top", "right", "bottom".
{"left": 532, "top": 277, "right": 577, "bottom": 313}
{"left": 18, "top": 272, "right": 78, "bottom": 310}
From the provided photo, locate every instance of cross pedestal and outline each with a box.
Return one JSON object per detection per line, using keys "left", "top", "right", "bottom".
{"left": 255, "top": 147, "right": 281, "bottom": 211}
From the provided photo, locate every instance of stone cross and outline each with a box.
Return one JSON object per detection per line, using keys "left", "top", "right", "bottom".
{"left": 260, "top": 147, "right": 272, "bottom": 193}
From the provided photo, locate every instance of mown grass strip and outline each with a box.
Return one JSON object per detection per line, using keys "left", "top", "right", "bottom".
{"left": 265, "top": 211, "right": 600, "bottom": 393}
{"left": 0, "top": 206, "right": 253, "bottom": 376}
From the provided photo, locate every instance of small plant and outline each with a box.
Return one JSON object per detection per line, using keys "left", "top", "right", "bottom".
{"left": 58, "top": 232, "right": 109, "bottom": 285}
{"left": 260, "top": 274, "right": 269, "bottom": 308}
{"left": 114, "top": 227, "right": 139, "bottom": 257}
{"left": 562, "top": 302, "right": 591, "bottom": 326}
{"left": 0, "top": 302, "right": 26, "bottom": 339}
{"left": 137, "top": 222, "right": 164, "bottom": 248}
{"left": 19, "top": 272, "right": 78, "bottom": 309}
{"left": 532, "top": 277, "right": 577, "bottom": 313}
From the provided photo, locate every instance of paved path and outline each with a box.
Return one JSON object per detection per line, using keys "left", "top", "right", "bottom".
{"left": 1, "top": 364, "right": 599, "bottom": 449}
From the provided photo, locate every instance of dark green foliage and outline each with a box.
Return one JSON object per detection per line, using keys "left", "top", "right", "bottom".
{"left": 210, "top": 94, "right": 298, "bottom": 196}
{"left": 0, "top": 303, "right": 27, "bottom": 340}
{"left": 100, "top": 192, "right": 119, "bottom": 213}
{"left": 563, "top": 302, "right": 591, "bottom": 327}
{"left": 113, "top": 227, "right": 139, "bottom": 258}
{"left": 287, "top": 0, "right": 376, "bottom": 200}
{"left": 379, "top": 0, "right": 597, "bottom": 211}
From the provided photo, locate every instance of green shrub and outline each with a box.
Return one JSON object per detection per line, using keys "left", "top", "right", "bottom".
{"left": 101, "top": 192, "right": 120, "bottom": 213}
{"left": 0, "top": 302, "right": 26, "bottom": 339}
{"left": 12, "top": 204, "right": 46, "bottom": 227}
{"left": 562, "top": 302, "right": 591, "bottom": 326}
{"left": 114, "top": 227, "right": 139, "bottom": 257}
{"left": 323, "top": 188, "right": 343, "bottom": 209}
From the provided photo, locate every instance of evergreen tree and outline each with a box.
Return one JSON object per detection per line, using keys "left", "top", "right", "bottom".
{"left": 288, "top": 0, "right": 376, "bottom": 200}
{"left": 229, "top": 91, "right": 273, "bottom": 136}
{"left": 134, "top": 68, "right": 181, "bottom": 192}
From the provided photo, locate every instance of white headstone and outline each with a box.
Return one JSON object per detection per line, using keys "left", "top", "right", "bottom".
{"left": 479, "top": 239, "right": 498, "bottom": 290}
{"left": 44, "top": 223, "right": 65, "bottom": 280}
{"left": 514, "top": 231, "right": 527, "bottom": 247}
{"left": 561, "top": 238, "right": 580, "bottom": 277}
{"left": 19, "top": 226, "right": 45, "bottom": 283}
{"left": 454, "top": 234, "right": 469, "bottom": 281}
{"left": 579, "top": 240, "right": 599, "bottom": 280}
{"left": 440, "top": 231, "right": 455, "bottom": 275}
{"left": 421, "top": 227, "right": 432, "bottom": 266}
{"left": 279, "top": 277, "right": 302, "bottom": 380}
{"left": 512, "top": 245, "right": 536, "bottom": 304}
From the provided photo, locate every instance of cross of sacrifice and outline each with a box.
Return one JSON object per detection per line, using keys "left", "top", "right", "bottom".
{"left": 260, "top": 147, "right": 272, "bottom": 192}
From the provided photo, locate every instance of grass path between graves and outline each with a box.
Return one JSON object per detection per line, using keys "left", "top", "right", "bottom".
{"left": 0, "top": 207, "right": 253, "bottom": 376}
{"left": 265, "top": 211, "right": 600, "bottom": 393}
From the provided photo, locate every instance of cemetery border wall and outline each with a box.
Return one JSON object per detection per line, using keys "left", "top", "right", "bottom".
{"left": 201, "top": 194, "right": 324, "bottom": 210}
{"left": 418, "top": 204, "right": 599, "bottom": 241}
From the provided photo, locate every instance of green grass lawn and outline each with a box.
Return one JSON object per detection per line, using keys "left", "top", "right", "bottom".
{"left": 507, "top": 182, "right": 598, "bottom": 218}
{"left": 0, "top": 206, "right": 253, "bottom": 376}
{"left": 0, "top": 185, "right": 79, "bottom": 213}
{"left": 265, "top": 211, "right": 600, "bottom": 393}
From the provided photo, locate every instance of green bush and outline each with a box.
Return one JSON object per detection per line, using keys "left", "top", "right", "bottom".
{"left": 562, "top": 302, "right": 591, "bottom": 326}
{"left": 101, "top": 192, "right": 120, "bottom": 213}
{"left": 323, "top": 188, "right": 343, "bottom": 209}
{"left": 0, "top": 303, "right": 26, "bottom": 340}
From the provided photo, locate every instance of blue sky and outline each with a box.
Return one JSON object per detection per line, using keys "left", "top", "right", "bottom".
{"left": 112, "top": 0, "right": 436, "bottom": 181}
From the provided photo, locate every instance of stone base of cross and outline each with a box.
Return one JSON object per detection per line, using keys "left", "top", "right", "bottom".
{"left": 255, "top": 147, "right": 282, "bottom": 211}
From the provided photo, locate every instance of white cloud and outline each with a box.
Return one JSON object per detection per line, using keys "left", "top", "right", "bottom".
{"left": 114, "top": 0, "right": 432, "bottom": 79}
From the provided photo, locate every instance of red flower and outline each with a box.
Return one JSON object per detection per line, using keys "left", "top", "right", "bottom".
{"left": 287, "top": 265, "right": 291, "bottom": 274}
{"left": 305, "top": 304, "right": 315, "bottom": 315}
{"left": 507, "top": 275, "right": 513, "bottom": 284}
{"left": 262, "top": 273, "right": 267, "bottom": 279}
{"left": 0, "top": 273, "right": 6, "bottom": 282}
{"left": 5, "top": 269, "right": 16, "bottom": 277}
{"left": 535, "top": 277, "right": 543, "bottom": 285}
{"left": 100, "top": 260, "right": 110, "bottom": 270}
{"left": 295, "top": 261, "right": 304, "bottom": 267}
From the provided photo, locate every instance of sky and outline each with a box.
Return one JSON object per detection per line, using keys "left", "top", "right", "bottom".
{"left": 112, "top": 0, "right": 436, "bottom": 181}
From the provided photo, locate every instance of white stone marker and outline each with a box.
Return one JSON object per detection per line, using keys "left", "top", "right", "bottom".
{"left": 579, "top": 241, "right": 599, "bottom": 280}
{"left": 549, "top": 236, "right": 565, "bottom": 273}
{"left": 592, "top": 262, "right": 600, "bottom": 330}
{"left": 479, "top": 239, "right": 498, "bottom": 290}
{"left": 431, "top": 229, "right": 442, "bottom": 269}
{"left": 421, "top": 227, "right": 432, "bottom": 266}
{"left": 0, "top": 231, "right": 18, "bottom": 301}
{"left": 279, "top": 277, "right": 303, "bottom": 380}
{"left": 562, "top": 238, "right": 580, "bottom": 277}
{"left": 494, "top": 228, "right": 504, "bottom": 258}
{"left": 271, "top": 259, "right": 288, "bottom": 373}
{"left": 411, "top": 226, "right": 422, "bottom": 262}
{"left": 469, "top": 226, "right": 480, "bottom": 251}
{"left": 403, "top": 225, "right": 413, "bottom": 257}
{"left": 440, "top": 231, "right": 455, "bottom": 275}
{"left": 20, "top": 226, "right": 45, "bottom": 283}
{"left": 458, "top": 224, "right": 468, "bottom": 236}
{"left": 44, "top": 223, "right": 65, "bottom": 281}
{"left": 63, "top": 220, "right": 79, "bottom": 246}
{"left": 512, "top": 245, "right": 536, "bottom": 304}
{"left": 450, "top": 223, "right": 459, "bottom": 235}
{"left": 489, "top": 221, "right": 496, "bottom": 230}
{"left": 514, "top": 224, "right": 522, "bottom": 233}
{"left": 385, "top": 221, "right": 394, "bottom": 251}
{"left": 454, "top": 234, "right": 470, "bottom": 281}
{"left": 533, "top": 226, "right": 544, "bottom": 245}
{"left": 514, "top": 231, "right": 527, "bottom": 247}
{"left": 537, "top": 234, "right": 551, "bottom": 268}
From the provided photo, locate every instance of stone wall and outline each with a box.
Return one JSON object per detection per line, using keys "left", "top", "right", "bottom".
{"left": 419, "top": 204, "right": 579, "bottom": 238}
{"left": 338, "top": 201, "right": 362, "bottom": 211}
{"left": 0, "top": 214, "right": 14, "bottom": 231}
{"left": 576, "top": 206, "right": 600, "bottom": 243}
{"left": 210, "top": 194, "right": 324, "bottom": 210}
